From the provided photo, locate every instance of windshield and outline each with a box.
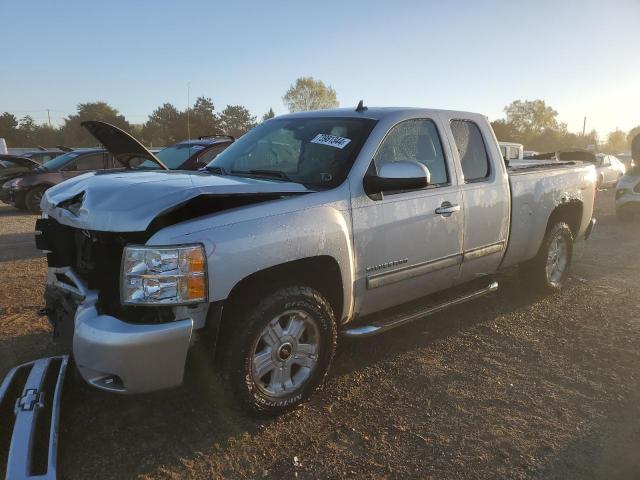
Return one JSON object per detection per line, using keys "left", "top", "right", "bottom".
{"left": 137, "top": 142, "right": 206, "bottom": 169}
{"left": 207, "top": 117, "right": 377, "bottom": 188}
{"left": 40, "top": 151, "right": 83, "bottom": 170}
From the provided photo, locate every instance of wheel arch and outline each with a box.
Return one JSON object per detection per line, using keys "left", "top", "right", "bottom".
{"left": 546, "top": 200, "right": 583, "bottom": 238}
{"left": 221, "top": 255, "right": 345, "bottom": 327}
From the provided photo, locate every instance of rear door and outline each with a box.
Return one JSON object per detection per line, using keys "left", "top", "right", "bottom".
{"left": 351, "top": 117, "right": 464, "bottom": 316}
{"left": 440, "top": 115, "right": 510, "bottom": 284}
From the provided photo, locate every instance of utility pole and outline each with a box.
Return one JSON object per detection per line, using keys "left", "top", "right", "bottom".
{"left": 47, "top": 109, "right": 52, "bottom": 127}
{"left": 186, "top": 82, "right": 191, "bottom": 141}
{"left": 582, "top": 116, "right": 587, "bottom": 136}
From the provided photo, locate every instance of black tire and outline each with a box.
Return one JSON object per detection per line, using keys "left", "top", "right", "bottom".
{"left": 616, "top": 208, "right": 634, "bottom": 222}
{"left": 519, "top": 222, "right": 573, "bottom": 293}
{"left": 25, "top": 186, "right": 47, "bottom": 213}
{"left": 222, "top": 286, "right": 337, "bottom": 416}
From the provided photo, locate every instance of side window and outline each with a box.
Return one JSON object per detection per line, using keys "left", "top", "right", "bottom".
{"left": 74, "top": 153, "right": 105, "bottom": 171}
{"left": 450, "top": 120, "right": 490, "bottom": 182}
{"left": 602, "top": 156, "right": 611, "bottom": 166}
{"left": 198, "top": 145, "right": 227, "bottom": 165}
{"left": 507, "top": 146, "right": 520, "bottom": 160}
{"left": 374, "top": 119, "right": 448, "bottom": 185}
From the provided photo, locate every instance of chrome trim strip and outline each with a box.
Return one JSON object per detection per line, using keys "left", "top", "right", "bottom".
{"left": 462, "top": 241, "right": 505, "bottom": 262}
{"left": 344, "top": 281, "right": 499, "bottom": 337}
{"left": 1, "top": 355, "right": 69, "bottom": 480}
{"left": 367, "top": 253, "right": 462, "bottom": 289}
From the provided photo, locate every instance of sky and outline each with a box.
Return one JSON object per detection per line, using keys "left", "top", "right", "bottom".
{"left": 1, "top": 0, "right": 639, "bottom": 137}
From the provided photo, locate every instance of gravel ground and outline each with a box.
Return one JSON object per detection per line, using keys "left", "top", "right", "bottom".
{"left": 1, "top": 190, "right": 639, "bottom": 479}
{"left": 0, "top": 205, "right": 39, "bottom": 235}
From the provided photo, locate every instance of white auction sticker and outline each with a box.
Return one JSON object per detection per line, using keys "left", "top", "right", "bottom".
{"left": 310, "top": 133, "right": 351, "bottom": 149}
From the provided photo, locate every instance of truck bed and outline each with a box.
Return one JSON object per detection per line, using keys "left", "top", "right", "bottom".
{"left": 501, "top": 160, "right": 596, "bottom": 269}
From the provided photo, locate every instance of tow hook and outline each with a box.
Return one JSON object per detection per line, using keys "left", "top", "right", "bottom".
{"left": 0, "top": 355, "right": 69, "bottom": 480}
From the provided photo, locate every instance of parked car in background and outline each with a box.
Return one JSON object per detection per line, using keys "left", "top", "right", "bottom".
{"left": 139, "top": 135, "right": 235, "bottom": 170}
{"left": 615, "top": 164, "right": 640, "bottom": 221}
{"left": 17, "top": 148, "right": 69, "bottom": 164}
{"left": 594, "top": 153, "right": 625, "bottom": 188}
{"left": 499, "top": 142, "right": 523, "bottom": 161}
{"left": 616, "top": 152, "right": 635, "bottom": 170}
{"left": 2, "top": 149, "right": 114, "bottom": 212}
{"left": 523, "top": 150, "right": 538, "bottom": 158}
{"left": 0, "top": 154, "right": 40, "bottom": 177}
{"left": 0, "top": 154, "right": 44, "bottom": 204}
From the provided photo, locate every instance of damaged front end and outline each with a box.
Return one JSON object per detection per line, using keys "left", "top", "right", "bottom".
{"left": 35, "top": 182, "right": 304, "bottom": 394}
{"left": 34, "top": 217, "right": 194, "bottom": 394}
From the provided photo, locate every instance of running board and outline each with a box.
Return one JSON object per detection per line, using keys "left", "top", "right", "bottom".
{"left": 343, "top": 281, "right": 499, "bottom": 338}
{"left": 0, "top": 355, "right": 69, "bottom": 480}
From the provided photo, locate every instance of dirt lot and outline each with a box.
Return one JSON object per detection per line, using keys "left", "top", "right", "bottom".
{"left": 1, "top": 191, "right": 640, "bottom": 479}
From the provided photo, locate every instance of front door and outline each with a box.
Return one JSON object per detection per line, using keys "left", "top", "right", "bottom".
{"left": 351, "top": 118, "right": 464, "bottom": 317}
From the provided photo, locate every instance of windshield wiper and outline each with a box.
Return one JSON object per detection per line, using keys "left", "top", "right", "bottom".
{"left": 205, "top": 165, "right": 228, "bottom": 175}
{"left": 230, "top": 169, "right": 292, "bottom": 182}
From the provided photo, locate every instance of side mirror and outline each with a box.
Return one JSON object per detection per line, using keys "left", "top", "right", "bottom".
{"left": 363, "top": 161, "right": 430, "bottom": 195}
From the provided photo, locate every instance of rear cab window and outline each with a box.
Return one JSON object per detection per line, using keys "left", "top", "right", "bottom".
{"left": 450, "top": 120, "right": 491, "bottom": 182}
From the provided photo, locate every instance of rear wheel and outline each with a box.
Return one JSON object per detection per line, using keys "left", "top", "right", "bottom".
{"left": 25, "top": 186, "right": 47, "bottom": 213}
{"left": 520, "top": 222, "right": 573, "bottom": 293}
{"left": 222, "top": 286, "right": 337, "bottom": 416}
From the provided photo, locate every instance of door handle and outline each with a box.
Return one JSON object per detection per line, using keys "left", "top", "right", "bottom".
{"left": 435, "top": 202, "right": 461, "bottom": 216}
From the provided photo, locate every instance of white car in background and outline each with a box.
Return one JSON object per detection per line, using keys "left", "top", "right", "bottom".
{"left": 594, "top": 153, "right": 625, "bottom": 188}
{"left": 615, "top": 165, "right": 640, "bottom": 221}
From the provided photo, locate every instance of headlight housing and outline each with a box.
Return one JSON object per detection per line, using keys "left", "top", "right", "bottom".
{"left": 5, "top": 178, "right": 22, "bottom": 189}
{"left": 121, "top": 244, "right": 207, "bottom": 306}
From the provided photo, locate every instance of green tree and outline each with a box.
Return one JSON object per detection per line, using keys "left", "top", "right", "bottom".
{"left": 16, "top": 116, "right": 37, "bottom": 146}
{"left": 604, "top": 129, "right": 627, "bottom": 153}
{"left": 218, "top": 105, "right": 257, "bottom": 137}
{"left": 61, "top": 102, "right": 132, "bottom": 146}
{"left": 262, "top": 107, "right": 275, "bottom": 122}
{"left": 0, "top": 112, "right": 19, "bottom": 145}
{"left": 504, "top": 99, "right": 559, "bottom": 135}
{"left": 282, "top": 77, "right": 339, "bottom": 112}
{"left": 189, "top": 96, "right": 221, "bottom": 138}
{"left": 627, "top": 126, "right": 640, "bottom": 149}
{"left": 490, "top": 119, "right": 520, "bottom": 142}
{"left": 141, "top": 103, "right": 186, "bottom": 147}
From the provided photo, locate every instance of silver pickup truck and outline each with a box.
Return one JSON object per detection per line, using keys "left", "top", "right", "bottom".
{"left": 35, "top": 108, "right": 596, "bottom": 415}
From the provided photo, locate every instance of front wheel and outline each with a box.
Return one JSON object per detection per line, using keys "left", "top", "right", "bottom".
{"left": 520, "top": 222, "right": 573, "bottom": 293}
{"left": 222, "top": 286, "right": 337, "bottom": 416}
{"left": 25, "top": 186, "right": 47, "bottom": 213}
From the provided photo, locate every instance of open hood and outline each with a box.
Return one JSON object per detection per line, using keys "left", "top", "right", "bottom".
{"left": 81, "top": 121, "right": 169, "bottom": 170}
{"left": 41, "top": 170, "right": 310, "bottom": 232}
{"left": 0, "top": 154, "right": 41, "bottom": 169}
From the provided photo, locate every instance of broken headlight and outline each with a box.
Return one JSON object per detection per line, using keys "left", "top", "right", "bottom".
{"left": 121, "top": 245, "right": 207, "bottom": 305}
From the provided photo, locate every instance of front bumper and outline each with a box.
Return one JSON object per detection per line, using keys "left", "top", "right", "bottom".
{"left": 48, "top": 267, "right": 194, "bottom": 394}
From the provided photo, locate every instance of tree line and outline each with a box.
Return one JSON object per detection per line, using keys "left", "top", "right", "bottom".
{"left": 1, "top": 76, "right": 636, "bottom": 154}
{"left": 0, "top": 77, "right": 338, "bottom": 149}
{"left": 491, "top": 99, "right": 639, "bottom": 154}
{"left": 0, "top": 99, "right": 260, "bottom": 148}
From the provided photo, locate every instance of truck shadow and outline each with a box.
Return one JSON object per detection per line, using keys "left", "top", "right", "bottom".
{"left": 57, "top": 270, "right": 557, "bottom": 479}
